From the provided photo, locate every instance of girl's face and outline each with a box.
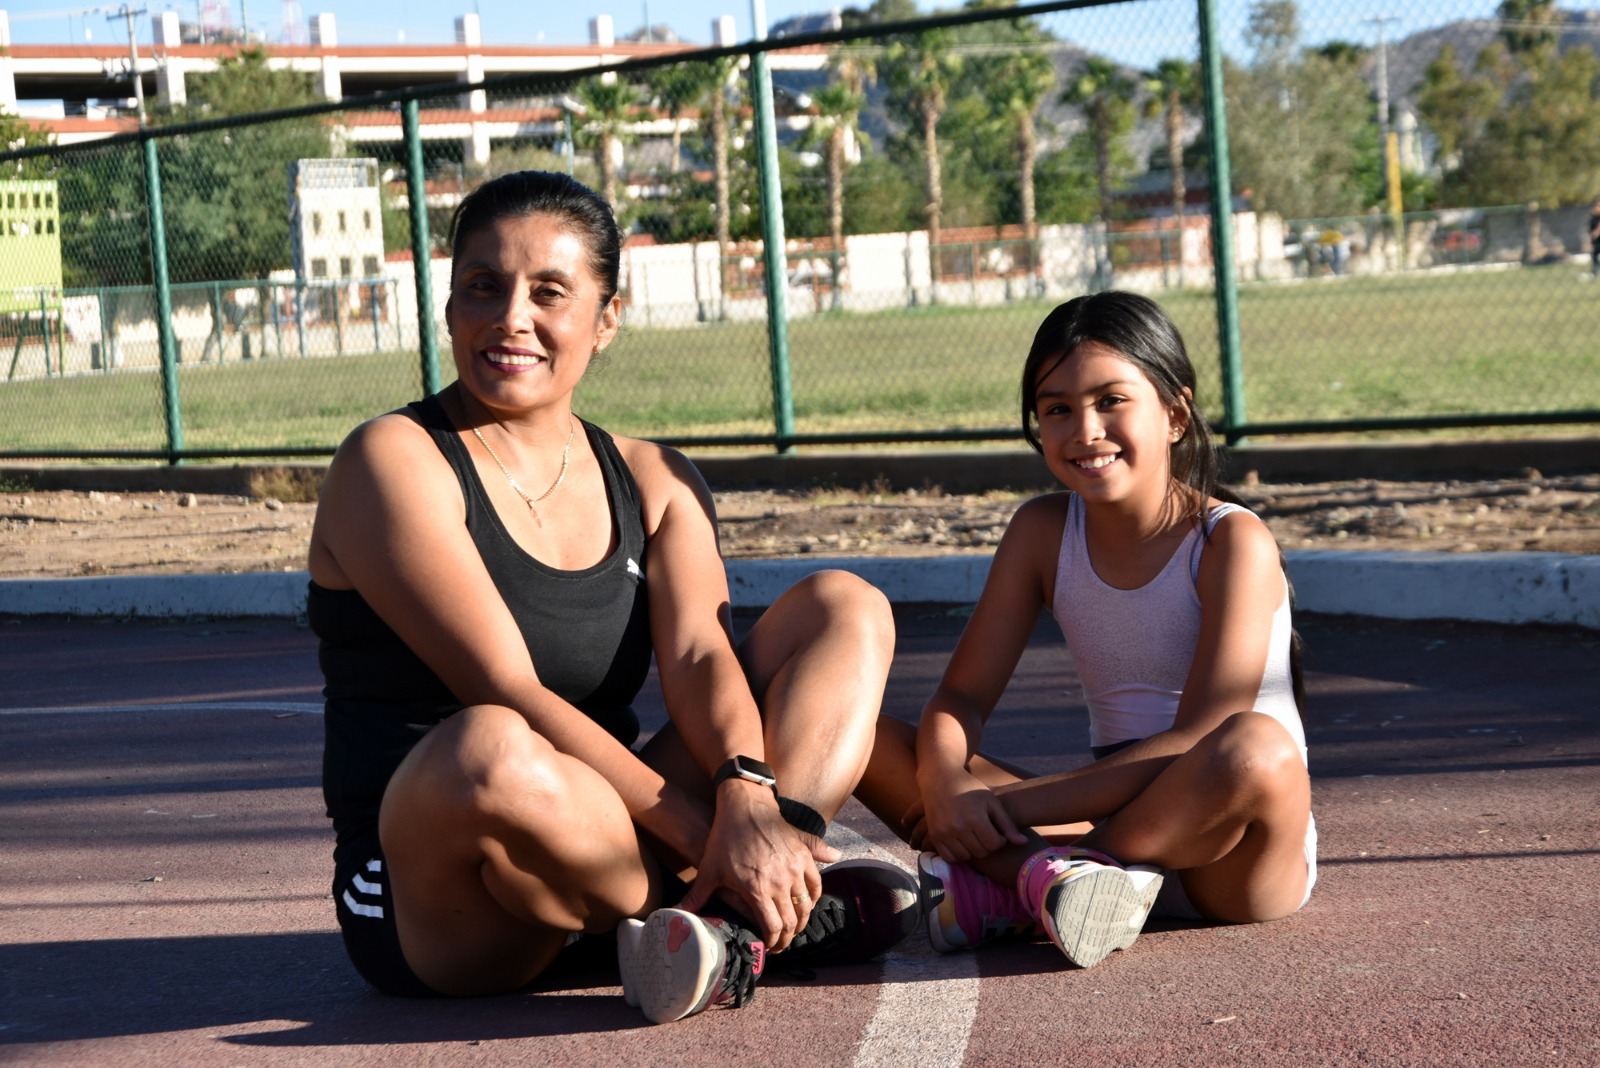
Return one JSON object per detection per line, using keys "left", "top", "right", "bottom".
{"left": 445, "top": 211, "right": 619, "bottom": 415}
{"left": 1033, "top": 340, "right": 1188, "bottom": 508}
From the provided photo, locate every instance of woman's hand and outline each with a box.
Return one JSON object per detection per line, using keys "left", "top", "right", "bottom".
{"left": 907, "top": 768, "right": 1027, "bottom": 863}
{"left": 677, "top": 781, "right": 835, "bottom": 952}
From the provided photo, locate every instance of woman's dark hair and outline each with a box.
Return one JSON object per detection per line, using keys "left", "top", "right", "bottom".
{"left": 1021, "top": 291, "right": 1307, "bottom": 710}
{"left": 447, "top": 170, "right": 622, "bottom": 306}
{"left": 1021, "top": 290, "right": 1219, "bottom": 505}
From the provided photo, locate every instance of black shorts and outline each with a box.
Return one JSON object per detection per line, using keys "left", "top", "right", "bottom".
{"left": 332, "top": 828, "right": 441, "bottom": 998}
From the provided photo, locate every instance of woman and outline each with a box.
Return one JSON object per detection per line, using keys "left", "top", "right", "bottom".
{"left": 309, "top": 171, "right": 915, "bottom": 1022}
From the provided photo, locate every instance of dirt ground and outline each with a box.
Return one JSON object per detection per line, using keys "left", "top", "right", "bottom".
{"left": 3, "top": 469, "right": 1598, "bottom": 579}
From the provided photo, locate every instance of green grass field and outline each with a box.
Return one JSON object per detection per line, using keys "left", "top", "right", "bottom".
{"left": 2, "top": 266, "right": 1597, "bottom": 456}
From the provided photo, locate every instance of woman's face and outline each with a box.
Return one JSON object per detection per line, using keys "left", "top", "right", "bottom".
{"left": 445, "top": 211, "right": 619, "bottom": 416}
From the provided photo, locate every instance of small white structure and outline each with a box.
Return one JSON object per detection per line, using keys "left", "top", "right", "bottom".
{"left": 288, "top": 157, "right": 385, "bottom": 284}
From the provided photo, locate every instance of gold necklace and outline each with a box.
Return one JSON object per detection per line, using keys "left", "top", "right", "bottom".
{"left": 471, "top": 416, "right": 576, "bottom": 517}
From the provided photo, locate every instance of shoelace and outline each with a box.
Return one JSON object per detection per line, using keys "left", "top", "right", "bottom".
{"left": 713, "top": 922, "right": 765, "bottom": 1009}
{"left": 780, "top": 894, "right": 849, "bottom": 963}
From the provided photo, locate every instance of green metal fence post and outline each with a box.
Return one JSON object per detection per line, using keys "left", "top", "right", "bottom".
{"left": 97, "top": 287, "right": 113, "bottom": 373}
{"left": 272, "top": 285, "right": 284, "bottom": 359}
{"left": 403, "top": 98, "right": 440, "bottom": 396}
{"left": 1198, "top": 0, "right": 1246, "bottom": 444}
{"left": 210, "top": 282, "right": 224, "bottom": 363}
{"left": 750, "top": 1, "right": 795, "bottom": 453}
{"left": 333, "top": 282, "right": 345, "bottom": 357}
{"left": 369, "top": 284, "right": 381, "bottom": 352}
{"left": 294, "top": 279, "right": 307, "bottom": 358}
{"left": 142, "top": 134, "right": 185, "bottom": 461}
{"left": 38, "top": 292, "right": 52, "bottom": 377}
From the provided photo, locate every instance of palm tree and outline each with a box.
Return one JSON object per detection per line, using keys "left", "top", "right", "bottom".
{"left": 576, "top": 77, "right": 637, "bottom": 209}
{"left": 1061, "top": 56, "right": 1139, "bottom": 286}
{"left": 1148, "top": 57, "right": 1200, "bottom": 285}
{"left": 647, "top": 63, "right": 711, "bottom": 175}
{"left": 698, "top": 57, "right": 741, "bottom": 319}
{"left": 990, "top": 48, "right": 1055, "bottom": 292}
{"left": 808, "top": 82, "right": 866, "bottom": 309}
{"left": 887, "top": 28, "right": 961, "bottom": 294}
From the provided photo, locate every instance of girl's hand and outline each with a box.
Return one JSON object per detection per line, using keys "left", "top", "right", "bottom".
{"left": 677, "top": 782, "right": 834, "bottom": 952}
{"left": 907, "top": 771, "right": 1027, "bottom": 863}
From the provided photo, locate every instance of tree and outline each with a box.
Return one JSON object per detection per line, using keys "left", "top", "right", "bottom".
{"left": 54, "top": 48, "right": 331, "bottom": 287}
{"left": 1497, "top": 0, "right": 1560, "bottom": 55}
{"left": 990, "top": 41, "right": 1056, "bottom": 253}
{"left": 575, "top": 77, "right": 637, "bottom": 210}
{"left": 885, "top": 28, "right": 961, "bottom": 288}
{"left": 1420, "top": 37, "right": 1600, "bottom": 210}
{"left": 648, "top": 62, "right": 718, "bottom": 175}
{"left": 1224, "top": 2, "right": 1375, "bottom": 222}
{"left": 1147, "top": 57, "right": 1200, "bottom": 283}
{"left": 154, "top": 47, "right": 333, "bottom": 282}
{"left": 808, "top": 82, "right": 866, "bottom": 304}
{"left": 1059, "top": 56, "right": 1140, "bottom": 285}
{"left": 0, "top": 112, "right": 51, "bottom": 178}
{"left": 1062, "top": 58, "right": 1139, "bottom": 227}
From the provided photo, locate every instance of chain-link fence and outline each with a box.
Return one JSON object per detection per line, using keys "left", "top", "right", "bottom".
{"left": 2, "top": 0, "right": 1598, "bottom": 461}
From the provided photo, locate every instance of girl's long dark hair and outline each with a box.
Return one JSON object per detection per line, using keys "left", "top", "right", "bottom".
{"left": 1021, "top": 291, "right": 1306, "bottom": 711}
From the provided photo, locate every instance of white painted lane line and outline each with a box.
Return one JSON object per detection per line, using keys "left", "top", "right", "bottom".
{"left": 854, "top": 940, "right": 979, "bottom": 1068}
{"left": 820, "top": 822, "right": 978, "bottom": 1068}
{"left": 0, "top": 701, "right": 324, "bottom": 716}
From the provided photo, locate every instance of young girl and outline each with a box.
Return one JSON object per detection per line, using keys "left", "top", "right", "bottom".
{"left": 856, "top": 291, "right": 1315, "bottom": 967}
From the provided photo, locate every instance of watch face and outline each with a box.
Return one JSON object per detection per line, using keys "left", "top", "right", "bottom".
{"left": 718, "top": 756, "right": 778, "bottom": 791}
{"left": 735, "top": 757, "right": 777, "bottom": 786}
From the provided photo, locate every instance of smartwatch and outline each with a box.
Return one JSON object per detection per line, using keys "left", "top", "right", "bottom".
{"left": 712, "top": 755, "right": 779, "bottom": 798}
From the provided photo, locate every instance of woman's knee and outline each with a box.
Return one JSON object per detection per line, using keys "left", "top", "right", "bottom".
{"left": 390, "top": 704, "right": 566, "bottom": 824}
{"left": 787, "top": 569, "right": 895, "bottom": 644}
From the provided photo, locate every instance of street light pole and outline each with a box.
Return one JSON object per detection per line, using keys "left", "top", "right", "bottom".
{"left": 108, "top": 4, "right": 149, "bottom": 126}
{"left": 1367, "top": 14, "right": 1404, "bottom": 267}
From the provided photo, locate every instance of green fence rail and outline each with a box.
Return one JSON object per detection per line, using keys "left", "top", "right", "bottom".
{"left": 2, "top": 0, "right": 1598, "bottom": 462}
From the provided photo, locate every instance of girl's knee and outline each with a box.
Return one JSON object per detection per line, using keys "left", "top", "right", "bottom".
{"left": 1206, "top": 712, "right": 1307, "bottom": 797}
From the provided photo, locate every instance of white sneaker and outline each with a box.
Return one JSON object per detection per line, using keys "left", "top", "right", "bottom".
{"left": 616, "top": 908, "right": 766, "bottom": 1024}
{"left": 1037, "top": 859, "right": 1163, "bottom": 968}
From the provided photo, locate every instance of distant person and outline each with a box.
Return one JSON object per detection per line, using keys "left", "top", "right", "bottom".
{"left": 308, "top": 170, "right": 916, "bottom": 1023}
{"left": 856, "top": 291, "right": 1315, "bottom": 968}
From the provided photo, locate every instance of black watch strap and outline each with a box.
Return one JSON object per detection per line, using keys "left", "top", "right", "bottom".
{"left": 712, "top": 755, "right": 779, "bottom": 798}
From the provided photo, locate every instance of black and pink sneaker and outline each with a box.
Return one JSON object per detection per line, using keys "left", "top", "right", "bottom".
{"left": 778, "top": 858, "right": 920, "bottom": 967}
{"left": 618, "top": 908, "right": 766, "bottom": 1024}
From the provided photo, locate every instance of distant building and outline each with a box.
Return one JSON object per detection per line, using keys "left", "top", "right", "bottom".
{"left": 0, "top": 178, "right": 62, "bottom": 315}
{"left": 288, "top": 158, "right": 384, "bottom": 283}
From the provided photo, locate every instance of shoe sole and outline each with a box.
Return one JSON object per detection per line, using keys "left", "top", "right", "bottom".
{"left": 1039, "top": 867, "right": 1163, "bottom": 968}
{"left": 917, "top": 854, "right": 965, "bottom": 954}
{"left": 616, "top": 909, "right": 725, "bottom": 1024}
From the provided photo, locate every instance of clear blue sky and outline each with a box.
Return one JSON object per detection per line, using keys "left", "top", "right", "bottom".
{"left": 0, "top": 1, "right": 1575, "bottom": 57}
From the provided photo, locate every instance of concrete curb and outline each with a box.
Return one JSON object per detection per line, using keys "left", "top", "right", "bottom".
{"left": 2, "top": 552, "right": 1597, "bottom": 629}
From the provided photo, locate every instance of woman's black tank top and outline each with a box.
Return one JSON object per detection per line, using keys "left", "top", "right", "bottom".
{"left": 312, "top": 395, "right": 652, "bottom": 855}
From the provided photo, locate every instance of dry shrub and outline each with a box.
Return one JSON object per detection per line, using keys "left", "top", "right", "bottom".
{"left": 248, "top": 466, "right": 325, "bottom": 503}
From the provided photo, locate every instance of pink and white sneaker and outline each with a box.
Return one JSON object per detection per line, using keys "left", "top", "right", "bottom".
{"left": 1019, "top": 849, "right": 1163, "bottom": 968}
{"left": 617, "top": 908, "right": 766, "bottom": 1024}
{"left": 917, "top": 852, "right": 1039, "bottom": 953}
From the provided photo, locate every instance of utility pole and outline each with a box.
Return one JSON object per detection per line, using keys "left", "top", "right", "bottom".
{"left": 108, "top": 4, "right": 149, "bottom": 126}
{"left": 1367, "top": 15, "right": 1404, "bottom": 268}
